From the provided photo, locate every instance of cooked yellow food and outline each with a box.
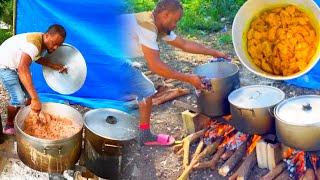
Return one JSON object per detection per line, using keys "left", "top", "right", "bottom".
{"left": 247, "top": 5, "right": 318, "bottom": 76}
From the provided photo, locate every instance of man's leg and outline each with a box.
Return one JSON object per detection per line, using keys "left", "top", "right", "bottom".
{"left": 138, "top": 96, "right": 157, "bottom": 143}
{"left": 0, "top": 68, "right": 27, "bottom": 135}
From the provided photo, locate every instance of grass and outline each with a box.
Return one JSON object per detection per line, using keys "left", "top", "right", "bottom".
{"left": 127, "top": 0, "right": 246, "bottom": 35}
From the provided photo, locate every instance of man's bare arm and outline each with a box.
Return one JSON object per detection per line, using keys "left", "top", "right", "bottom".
{"left": 167, "top": 37, "right": 229, "bottom": 59}
{"left": 141, "top": 45, "right": 204, "bottom": 89}
{"left": 36, "top": 57, "right": 67, "bottom": 73}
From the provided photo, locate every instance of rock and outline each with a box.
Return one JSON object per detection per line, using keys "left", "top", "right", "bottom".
{"left": 131, "top": 165, "right": 140, "bottom": 177}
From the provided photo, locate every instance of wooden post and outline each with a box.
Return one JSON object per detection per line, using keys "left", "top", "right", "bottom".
{"left": 267, "top": 143, "right": 282, "bottom": 170}
{"left": 181, "top": 110, "right": 198, "bottom": 134}
{"left": 256, "top": 139, "right": 268, "bottom": 169}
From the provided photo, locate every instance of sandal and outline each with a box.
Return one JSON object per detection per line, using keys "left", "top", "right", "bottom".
{"left": 143, "top": 134, "right": 175, "bottom": 146}
{"left": 3, "top": 124, "right": 15, "bottom": 135}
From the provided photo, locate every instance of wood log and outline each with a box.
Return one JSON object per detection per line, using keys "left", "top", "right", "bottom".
{"left": 218, "top": 141, "right": 247, "bottom": 177}
{"left": 180, "top": 130, "right": 206, "bottom": 168}
{"left": 153, "top": 88, "right": 190, "bottom": 105}
{"left": 315, "top": 168, "right": 320, "bottom": 180}
{"left": 256, "top": 139, "right": 268, "bottom": 169}
{"left": 267, "top": 143, "right": 282, "bottom": 170}
{"left": 178, "top": 138, "right": 222, "bottom": 180}
{"left": 229, "top": 151, "right": 257, "bottom": 180}
{"left": 221, "top": 150, "right": 235, "bottom": 161}
{"left": 193, "top": 147, "right": 225, "bottom": 170}
{"left": 172, "top": 100, "right": 198, "bottom": 113}
{"left": 299, "top": 169, "right": 316, "bottom": 180}
{"left": 260, "top": 162, "right": 286, "bottom": 180}
{"left": 181, "top": 110, "right": 198, "bottom": 134}
{"left": 173, "top": 143, "right": 183, "bottom": 154}
{"left": 274, "top": 170, "right": 289, "bottom": 180}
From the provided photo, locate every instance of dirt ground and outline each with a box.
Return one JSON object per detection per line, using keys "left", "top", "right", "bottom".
{"left": 1, "top": 30, "right": 320, "bottom": 180}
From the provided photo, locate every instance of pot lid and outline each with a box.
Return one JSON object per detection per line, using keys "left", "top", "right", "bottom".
{"left": 275, "top": 95, "right": 320, "bottom": 125}
{"left": 228, "top": 85, "right": 285, "bottom": 108}
{"left": 84, "top": 108, "right": 138, "bottom": 141}
{"left": 43, "top": 43, "right": 87, "bottom": 95}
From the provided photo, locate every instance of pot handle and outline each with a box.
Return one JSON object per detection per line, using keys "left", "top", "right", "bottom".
{"left": 43, "top": 145, "right": 63, "bottom": 155}
{"left": 101, "top": 143, "right": 123, "bottom": 152}
{"left": 209, "top": 57, "right": 229, "bottom": 63}
{"left": 237, "top": 107, "right": 255, "bottom": 117}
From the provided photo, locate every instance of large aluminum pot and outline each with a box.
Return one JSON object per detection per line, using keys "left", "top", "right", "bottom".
{"left": 84, "top": 108, "right": 138, "bottom": 179}
{"left": 232, "top": 0, "right": 320, "bottom": 80}
{"left": 14, "top": 103, "right": 83, "bottom": 173}
{"left": 194, "top": 59, "right": 240, "bottom": 117}
{"left": 275, "top": 95, "right": 320, "bottom": 151}
{"left": 228, "top": 85, "right": 285, "bottom": 135}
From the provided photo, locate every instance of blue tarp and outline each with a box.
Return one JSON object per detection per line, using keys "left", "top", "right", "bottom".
{"left": 16, "top": 0, "right": 133, "bottom": 111}
{"left": 286, "top": 0, "right": 320, "bottom": 89}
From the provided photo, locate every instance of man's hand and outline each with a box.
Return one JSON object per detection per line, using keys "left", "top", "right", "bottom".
{"left": 31, "top": 98, "right": 42, "bottom": 112}
{"left": 215, "top": 51, "right": 231, "bottom": 60}
{"left": 54, "top": 64, "right": 68, "bottom": 73}
{"left": 188, "top": 74, "right": 205, "bottom": 90}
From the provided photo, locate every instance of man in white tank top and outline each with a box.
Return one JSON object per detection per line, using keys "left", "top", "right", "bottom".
{"left": 0, "top": 24, "right": 67, "bottom": 135}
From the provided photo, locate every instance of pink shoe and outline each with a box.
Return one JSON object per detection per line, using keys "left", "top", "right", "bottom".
{"left": 143, "top": 134, "right": 175, "bottom": 146}
{"left": 3, "top": 125, "right": 15, "bottom": 135}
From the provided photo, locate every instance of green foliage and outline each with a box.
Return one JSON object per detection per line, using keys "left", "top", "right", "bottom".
{"left": 127, "top": 0, "right": 156, "bottom": 12}
{"left": 129, "top": 0, "right": 246, "bottom": 34}
{"left": 218, "top": 33, "right": 232, "bottom": 45}
{"left": 0, "top": 29, "right": 12, "bottom": 44}
{"left": 0, "top": 0, "right": 13, "bottom": 26}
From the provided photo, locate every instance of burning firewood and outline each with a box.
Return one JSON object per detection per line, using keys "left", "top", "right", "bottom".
{"left": 218, "top": 140, "right": 248, "bottom": 177}
{"left": 152, "top": 88, "right": 190, "bottom": 105}
{"left": 260, "top": 162, "right": 286, "bottom": 180}
{"left": 178, "top": 137, "right": 223, "bottom": 180}
{"left": 229, "top": 151, "right": 257, "bottom": 180}
{"left": 221, "top": 150, "right": 235, "bottom": 161}
{"left": 193, "top": 146, "right": 225, "bottom": 170}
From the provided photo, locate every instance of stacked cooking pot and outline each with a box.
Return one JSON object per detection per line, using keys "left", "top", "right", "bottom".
{"left": 194, "top": 59, "right": 320, "bottom": 152}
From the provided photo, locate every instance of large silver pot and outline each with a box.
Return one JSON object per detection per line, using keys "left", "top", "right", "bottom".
{"left": 275, "top": 95, "right": 320, "bottom": 151}
{"left": 194, "top": 59, "right": 240, "bottom": 117}
{"left": 84, "top": 108, "right": 138, "bottom": 179}
{"left": 228, "top": 85, "right": 285, "bottom": 135}
{"left": 14, "top": 102, "right": 83, "bottom": 173}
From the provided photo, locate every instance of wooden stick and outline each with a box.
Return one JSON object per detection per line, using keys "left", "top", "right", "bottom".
{"left": 229, "top": 151, "right": 257, "bottom": 180}
{"left": 218, "top": 141, "right": 247, "bottom": 177}
{"left": 193, "top": 146, "right": 225, "bottom": 170}
{"left": 172, "top": 100, "right": 198, "bottom": 113}
{"left": 260, "top": 162, "right": 286, "bottom": 180}
{"left": 315, "top": 168, "right": 320, "bottom": 180}
{"left": 299, "top": 168, "right": 316, "bottom": 180}
{"left": 274, "top": 170, "right": 289, "bottom": 180}
{"left": 178, "top": 138, "right": 222, "bottom": 180}
{"left": 153, "top": 88, "right": 190, "bottom": 105}
{"left": 180, "top": 130, "right": 206, "bottom": 168}
{"left": 192, "top": 139, "right": 204, "bottom": 159}
{"left": 173, "top": 143, "right": 183, "bottom": 154}
{"left": 221, "top": 150, "right": 235, "bottom": 161}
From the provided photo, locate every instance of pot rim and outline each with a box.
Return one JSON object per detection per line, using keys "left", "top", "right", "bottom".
{"left": 83, "top": 108, "right": 137, "bottom": 141}
{"left": 15, "top": 103, "right": 84, "bottom": 144}
{"left": 228, "top": 85, "right": 285, "bottom": 109}
{"left": 193, "top": 62, "right": 239, "bottom": 80}
{"left": 274, "top": 95, "right": 320, "bottom": 127}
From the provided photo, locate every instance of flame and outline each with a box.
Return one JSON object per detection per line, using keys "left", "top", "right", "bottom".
{"left": 247, "top": 135, "right": 262, "bottom": 154}
{"left": 222, "top": 114, "right": 232, "bottom": 121}
{"left": 283, "top": 148, "right": 294, "bottom": 159}
{"left": 292, "top": 151, "right": 305, "bottom": 175}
